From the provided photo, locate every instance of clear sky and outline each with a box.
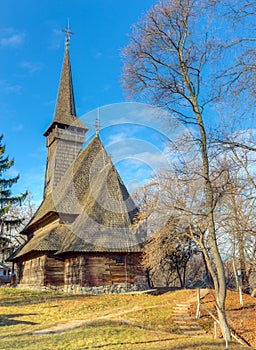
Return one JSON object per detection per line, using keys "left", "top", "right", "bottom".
{"left": 0, "top": 0, "right": 167, "bottom": 203}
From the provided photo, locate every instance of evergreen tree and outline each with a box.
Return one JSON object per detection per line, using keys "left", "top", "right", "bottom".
{"left": 0, "top": 135, "right": 27, "bottom": 259}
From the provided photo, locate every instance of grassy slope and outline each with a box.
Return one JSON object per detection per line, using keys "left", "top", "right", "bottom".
{"left": 0, "top": 288, "right": 250, "bottom": 350}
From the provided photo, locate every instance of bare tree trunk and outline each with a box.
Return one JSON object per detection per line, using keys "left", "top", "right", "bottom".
{"left": 182, "top": 264, "right": 187, "bottom": 288}
{"left": 237, "top": 233, "right": 250, "bottom": 294}
{"left": 230, "top": 193, "right": 251, "bottom": 294}
{"left": 198, "top": 112, "right": 231, "bottom": 341}
{"left": 232, "top": 256, "right": 239, "bottom": 291}
{"left": 175, "top": 261, "right": 183, "bottom": 288}
{"left": 183, "top": 57, "right": 231, "bottom": 338}
{"left": 199, "top": 236, "right": 231, "bottom": 341}
{"left": 122, "top": 0, "right": 234, "bottom": 340}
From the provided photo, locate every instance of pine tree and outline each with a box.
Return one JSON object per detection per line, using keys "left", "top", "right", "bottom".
{"left": 0, "top": 135, "right": 27, "bottom": 259}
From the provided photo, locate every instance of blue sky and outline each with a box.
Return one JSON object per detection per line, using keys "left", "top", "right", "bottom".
{"left": 0, "top": 0, "right": 168, "bottom": 203}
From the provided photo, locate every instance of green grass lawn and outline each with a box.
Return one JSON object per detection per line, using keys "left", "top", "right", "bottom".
{"left": 0, "top": 288, "right": 250, "bottom": 350}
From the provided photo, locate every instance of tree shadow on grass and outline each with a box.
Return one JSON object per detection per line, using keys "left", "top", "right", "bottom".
{"left": 228, "top": 304, "right": 256, "bottom": 312}
{"left": 79, "top": 337, "right": 184, "bottom": 349}
{"left": 79, "top": 340, "right": 243, "bottom": 350}
{"left": 0, "top": 313, "right": 37, "bottom": 326}
{"left": 0, "top": 294, "right": 76, "bottom": 307}
{"left": 74, "top": 320, "right": 249, "bottom": 350}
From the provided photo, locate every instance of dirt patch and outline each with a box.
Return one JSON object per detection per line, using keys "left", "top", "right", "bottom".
{"left": 32, "top": 304, "right": 168, "bottom": 335}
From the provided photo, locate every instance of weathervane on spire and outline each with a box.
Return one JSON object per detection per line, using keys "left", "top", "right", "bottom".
{"left": 62, "top": 19, "right": 74, "bottom": 47}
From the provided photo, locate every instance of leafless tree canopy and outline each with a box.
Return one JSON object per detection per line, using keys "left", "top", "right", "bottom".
{"left": 123, "top": 0, "right": 218, "bottom": 123}
{"left": 122, "top": 0, "right": 256, "bottom": 340}
{"left": 0, "top": 193, "right": 35, "bottom": 262}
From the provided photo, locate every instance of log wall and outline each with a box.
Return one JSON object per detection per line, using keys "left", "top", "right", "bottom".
{"left": 19, "top": 254, "right": 46, "bottom": 286}
{"left": 18, "top": 253, "right": 64, "bottom": 287}
{"left": 17, "top": 252, "right": 146, "bottom": 291}
{"left": 64, "top": 253, "right": 146, "bottom": 287}
{"left": 45, "top": 255, "right": 64, "bottom": 286}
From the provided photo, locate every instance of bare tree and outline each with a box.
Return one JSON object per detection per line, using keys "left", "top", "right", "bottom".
{"left": 122, "top": 0, "right": 233, "bottom": 339}
{"left": 218, "top": 0, "right": 256, "bottom": 103}
{"left": 0, "top": 192, "right": 35, "bottom": 262}
{"left": 212, "top": 0, "right": 256, "bottom": 168}
{"left": 216, "top": 151, "right": 256, "bottom": 294}
{"left": 143, "top": 216, "right": 197, "bottom": 288}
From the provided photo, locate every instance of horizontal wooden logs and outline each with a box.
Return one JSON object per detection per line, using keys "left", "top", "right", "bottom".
{"left": 18, "top": 252, "right": 146, "bottom": 289}
{"left": 64, "top": 253, "right": 145, "bottom": 287}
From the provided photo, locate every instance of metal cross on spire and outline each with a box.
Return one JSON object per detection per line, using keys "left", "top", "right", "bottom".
{"left": 62, "top": 19, "right": 74, "bottom": 47}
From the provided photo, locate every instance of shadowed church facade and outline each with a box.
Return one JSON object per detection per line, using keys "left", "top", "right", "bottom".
{"left": 9, "top": 31, "right": 147, "bottom": 294}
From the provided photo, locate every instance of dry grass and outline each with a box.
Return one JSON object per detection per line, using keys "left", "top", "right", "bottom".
{"left": 192, "top": 289, "right": 256, "bottom": 349}
{"left": 0, "top": 288, "right": 252, "bottom": 350}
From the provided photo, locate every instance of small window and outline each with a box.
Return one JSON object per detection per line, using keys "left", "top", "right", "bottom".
{"left": 3, "top": 270, "right": 6, "bottom": 276}
{"left": 115, "top": 256, "right": 123, "bottom": 264}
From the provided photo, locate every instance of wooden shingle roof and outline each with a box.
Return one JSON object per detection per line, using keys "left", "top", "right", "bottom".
{"left": 14, "top": 225, "right": 64, "bottom": 259}
{"left": 57, "top": 137, "right": 141, "bottom": 253}
{"left": 13, "top": 135, "right": 143, "bottom": 259}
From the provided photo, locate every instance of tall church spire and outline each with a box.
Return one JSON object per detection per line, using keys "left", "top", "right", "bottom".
{"left": 43, "top": 26, "right": 87, "bottom": 197}
{"left": 54, "top": 44, "right": 77, "bottom": 122}
{"left": 44, "top": 24, "right": 86, "bottom": 136}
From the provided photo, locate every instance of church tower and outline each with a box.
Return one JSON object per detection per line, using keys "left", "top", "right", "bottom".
{"left": 43, "top": 26, "right": 88, "bottom": 197}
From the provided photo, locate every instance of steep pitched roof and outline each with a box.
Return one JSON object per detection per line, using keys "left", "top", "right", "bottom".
{"left": 22, "top": 194, "right": 56, "bottom": 231}
{"left": 24, "top": 135, "right": 114, "bottom": 229}
{"left": 44, "top": 46, "right": 87, "bottom": 135}
{"left": 14, "top": 225, "right": 64, "bottom": 259}
{"left": 14, "top": 135, "right": 142, "bottom": 259}
{"left": 56, "top": 136, "right": 141, "bottom": 253}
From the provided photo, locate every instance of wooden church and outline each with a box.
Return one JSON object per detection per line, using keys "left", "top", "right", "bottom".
{"left": 9, "top": 31, "right": 147, "bottom": 294}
